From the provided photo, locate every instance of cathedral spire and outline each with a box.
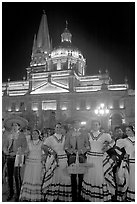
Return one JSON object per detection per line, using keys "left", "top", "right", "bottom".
{"left": 32, "top": 34, "right": 37, "bottom": 55}
{"left": 30, "top": 11, "right": 52, "bottom": 67}
{"left": 36, "top": 11, "right": 51, "bottom": 53}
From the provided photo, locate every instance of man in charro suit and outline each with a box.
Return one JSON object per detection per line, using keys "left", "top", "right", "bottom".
{"left": 3, "top": 116, "right": 28, "bottom": 201}
{"left": 64, "top": 120, "right": 90, "bottom": 201}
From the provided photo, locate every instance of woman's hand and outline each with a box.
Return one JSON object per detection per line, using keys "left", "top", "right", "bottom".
{"left": 24, "top": 150, "right": 29, "bottom": 157}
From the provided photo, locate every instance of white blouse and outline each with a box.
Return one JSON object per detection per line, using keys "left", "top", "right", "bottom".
{"left": 88, "top": 132, "right": 112, "bottom": 153}
{"left": 43, "top": 134, "right": 66, "bottom": 155}
{"left": 116, "top": 137, "right": 135, "bottom": 159}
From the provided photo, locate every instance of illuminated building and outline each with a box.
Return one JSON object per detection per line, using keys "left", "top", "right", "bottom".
{"left": 2, "top": 12, "right": 135, "bottom": 130}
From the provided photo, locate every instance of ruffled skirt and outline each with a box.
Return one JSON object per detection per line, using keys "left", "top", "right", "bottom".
{"left": 19, "top": 158, "right": 44, "bottom": 201}
{"left": 117, "top": 158, "right": 135, "bottom": 202}
{"left": 81, "top": 152, "right": 112, "bottom": 202}
{"left": 42, "top": 154, "right": 72, "bottom": 202}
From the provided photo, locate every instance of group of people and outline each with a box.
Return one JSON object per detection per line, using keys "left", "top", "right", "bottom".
{"left": 2, "top": 115, "right": 135, "bottom": 202}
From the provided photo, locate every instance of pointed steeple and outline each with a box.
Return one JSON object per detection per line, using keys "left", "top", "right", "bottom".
{"left": 61, "top": 20, "right": 72, "bottom": 43}
{"left": 36, "top": 10, "right": 51, "bottom": 53}
{"left": 30, "top": 11, "right": 51, "bottom": 67}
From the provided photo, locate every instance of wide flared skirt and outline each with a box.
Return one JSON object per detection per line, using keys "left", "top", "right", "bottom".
{"left": 19, "top": 158, "right": 44, "bottom": 201}
{"left": 42, "top": 154, "right": 72, "bottom": 202}
{"left": 117, "top": 158, "right": 135, "bottom": 202}
{"left": 81, "top": 152, "right": 112, "bottom": 202}
{"left": 127, "top": 159, "right": 135, "bottom": 201}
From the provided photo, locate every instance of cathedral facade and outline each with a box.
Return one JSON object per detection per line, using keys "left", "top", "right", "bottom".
{"left": 2, "top": 12, "right": 135, "bottom": 131}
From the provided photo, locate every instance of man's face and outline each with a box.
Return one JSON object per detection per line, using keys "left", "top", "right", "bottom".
{"left": 114, "top": 128, "right": 123, "bottom": 138}
{"left": 12, "top": 122, "right": 20, "bottom": 132}
{"left": 73, "top": 121, "right": 79, "bottom": 130}
{"left": 92, "top": 121, "right": 100, "bottom": 131}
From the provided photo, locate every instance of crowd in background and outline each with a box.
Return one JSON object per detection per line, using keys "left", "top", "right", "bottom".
{"left": 2, "top": 115, "right": 135, "bottom": 202}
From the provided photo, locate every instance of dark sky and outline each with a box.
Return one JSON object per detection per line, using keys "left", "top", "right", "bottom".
{"left": 2, "top": 2, "right": 135, "bottom": 89}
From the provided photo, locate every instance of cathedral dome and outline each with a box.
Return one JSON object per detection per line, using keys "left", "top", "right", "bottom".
{"left": 50, "top": 22, "right": 86, "bottom": 76}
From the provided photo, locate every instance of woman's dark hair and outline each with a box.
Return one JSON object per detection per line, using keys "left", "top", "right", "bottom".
{"left": 31, "top": 129, "right": 41, "bottom": 140}
{"left": 33, "top": 129, "right": 41, "bottom": 135}
{"left": 56, "top": 122, "right": 62, "bottom": 127}
{"left": 126, "top": 125, "right": 135, "bottom": 135}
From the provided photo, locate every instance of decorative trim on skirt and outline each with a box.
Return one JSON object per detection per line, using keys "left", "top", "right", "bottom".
{"left": 42, "top": 154, "right": 72, "bottom": 202}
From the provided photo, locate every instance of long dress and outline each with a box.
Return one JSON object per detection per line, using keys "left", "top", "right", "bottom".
{"left": 19, "top": 139, "right": 44, "bottom": 201}
{"left": 81, "top": 131, "right": 112, "bottom": 202}
{"left": 116, "top": 136, "right": 135, "bottom": 202}
{"left": 42, "top": 133, "right": 72, "bottom": 202}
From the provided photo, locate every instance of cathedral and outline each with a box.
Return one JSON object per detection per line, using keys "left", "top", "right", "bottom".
{"left": 2, "top": 12, "right": 135, "bottom": 130}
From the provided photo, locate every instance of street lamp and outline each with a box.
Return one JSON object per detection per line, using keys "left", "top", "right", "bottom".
{"left": 94, "top": 103, "right": 110, "bottom": 116}
{"left": 94, "top": 103, "right": 110, "bottom": 130}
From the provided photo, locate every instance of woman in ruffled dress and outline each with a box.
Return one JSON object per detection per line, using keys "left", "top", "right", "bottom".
{"left": 81, "top": 120, "right": 113, "bottom": 202}
{"left": 41, "top": 122, "right": 72, "bottom": 202}
{"left": 19, "top": 129, "right": 44, "bottom": 201}
{"left": 116, "top": 125, "right": 135, "bottom": 202}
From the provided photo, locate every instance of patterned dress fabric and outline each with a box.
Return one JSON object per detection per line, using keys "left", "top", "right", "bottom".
{"left": 116, "top": 137, "right": 135, "bottom": 202}
{"left": 81, "top": 132, "right": 112, "bottom": 202}
{"left": 19, "top": 139, "right": 44, "bottom": 201}
{"left": 42, "top": 134, "right": 72, "bottom": 202}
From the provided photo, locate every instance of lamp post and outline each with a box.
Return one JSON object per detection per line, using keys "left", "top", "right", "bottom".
{"left": 94, "top": 103, "right": 110, "bottom": 130}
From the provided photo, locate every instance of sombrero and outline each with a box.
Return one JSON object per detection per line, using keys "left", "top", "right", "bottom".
{"left": 4, "top": 116, "right": 28, "bottom": 129}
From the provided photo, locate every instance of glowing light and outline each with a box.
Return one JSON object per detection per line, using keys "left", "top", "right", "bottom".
{"left": 99, "top": 109, "right": 104, "bottom": 115}
{"left": 61, "top": 106, "right": 67, "bottom": 110}
{"left": 120, "top": 104, "right": 124, "bottom": 109}
{"left": 74, "top": 72, "right": 100, "bottom": 81}
{"left": 86, "top": 106, "right": 91, "bottom": 110}
{"left": 81, "top": 121, "right": 86, "bottom": 125}
{"left": 30, "top": 83, "right": 69, "bottom": 94}
{"left": 9, "top": 91, "right": 26, "bottom": 96}
{"left": 95, "top": 104, "right": 110, "bottom": 116}
{"left": 108, "top": 84, "right": 128, "bottom": 90}
{"left": 122, "top": 118, "right": 126, "bottom": 124}
{"left": 32, "top": 107, "right": 38, "bottom": 111}
{"left": 105, "top": 109, "right": 109, "bottom": 114}
{"left": 76, "top": 106, "right": 80, "bottom": 110}
{"left": 16, "top": 107, "right": 19, "bottom": 111}
{"left": 8, "top": 107, "right": 11, "bottom": 111}
{"left": 100, "top": 103, "right": 104, "bottom": 108}
{"left": 76, "top": 86, "right": 100, "bottom": 92}
{"left": 94, "top": 109, "right": 98, "bottom": 114}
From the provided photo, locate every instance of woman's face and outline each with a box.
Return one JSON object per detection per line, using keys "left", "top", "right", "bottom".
{"left": 32, "top": 130, "right": 39, "bottom": 140}
{"left": 125, "top": 127, "right": 134, "bottom": 137}
{"left": 92, "top": 121, "right": 100, "bottom": 131}
{"left": 55, "top": 124, "right": 62, "bottom": 134}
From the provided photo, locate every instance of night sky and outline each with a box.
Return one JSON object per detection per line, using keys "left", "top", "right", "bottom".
{"left": 2, "top": 2, "right": 135, "bottom": 89}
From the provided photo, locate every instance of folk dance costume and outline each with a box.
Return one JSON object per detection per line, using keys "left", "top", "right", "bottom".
{"left": 116, "top": 136, "right": 135, "bottom": 202}
{"left": 81, "top": 131, "right": 112, "bottom": 202}
{"left": 3, "top": 116, "right": 28, "bottom": 201}
{"left": 42, "top": 133, "right": 72, "bottom": 202}
{"left": 19, "top": 139, "right": 44, "bottom": 201}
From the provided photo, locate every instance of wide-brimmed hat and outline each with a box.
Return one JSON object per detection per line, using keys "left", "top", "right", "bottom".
{"left": 4, "top": 116, "right": 28, "bottom": 129}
